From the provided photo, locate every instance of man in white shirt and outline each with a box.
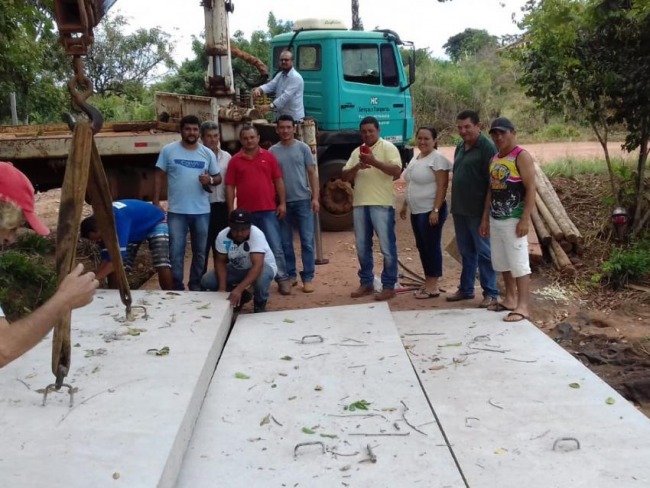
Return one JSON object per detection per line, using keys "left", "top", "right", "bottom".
{"left": 200, "top": 121, "right": 232, "bottom": 273}
{"left": 201, "top": 209, "right": 277, "bottom": 313}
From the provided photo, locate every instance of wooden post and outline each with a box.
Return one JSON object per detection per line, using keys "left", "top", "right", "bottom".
{"left": 531, "top": 210, "right": 551, "bottom": 245}
{"left": 550, "top": 238, "right": 575, "bottom": 275}
{"left": 535, "top": 193, "right": 564, "bottom": 241}
{"left": 534, "top": 164, "right": 582, "bottom": 242}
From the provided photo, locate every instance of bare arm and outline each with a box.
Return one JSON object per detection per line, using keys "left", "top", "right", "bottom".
{"left": 215, "top": 253, "right": 229, "bottom": 292}
{"left": 516, "top": 150, "right": 536, "bottom": 237}
{"left": 274, "top": 177, "right": 286, "bottom": 219}
{"left": 227, "top": 253, "right": 265, "bottom": 307}
{"left": 226, "top": 185, "right": 236, "bottom": 215}
{"left": 0, "top": 264, "right": 98, "bottom": 368}
{"left": 479, "top": 184, "right": 492, "bottom": 238}
{"left": 429, "top": 169, "right": 450, "bottom": 225}
{"left": 307, "top": 165, "right": 320, "bottom": 213}
{"left": 153, "top": 168, "right": 166, "bottom": 209}
{"left": 341, "top": 162, "right": 367, "bottom": 182}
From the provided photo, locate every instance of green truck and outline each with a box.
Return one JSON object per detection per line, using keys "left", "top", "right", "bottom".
{"left": 0, "top": 16, "right": 415, "bottom": 231}
{"left": 271, "top": 20, "right": 415, "bottom": 230}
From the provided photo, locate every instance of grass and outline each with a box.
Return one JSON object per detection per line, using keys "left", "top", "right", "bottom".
{"left": 542, "top": 156, "right": 636, "bottom": 178}
{"left": 0, "top": 249, "right": 57, "bottom": 321}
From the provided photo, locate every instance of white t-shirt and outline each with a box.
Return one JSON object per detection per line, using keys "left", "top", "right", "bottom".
{"left": 0, "top": 303, "right": 4, "bottom": 317}
{"left": 208, "top": 148, "right": 232, "bottom": 204}
{"left": 215, "top": 225, "right": 278, "bottom": 276}
{"left": 403, "top": 150, "right": 452, "bottom": 214}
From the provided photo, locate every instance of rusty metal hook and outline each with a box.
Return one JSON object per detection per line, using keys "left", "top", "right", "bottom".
{"left": 66, "top": 57, "right": 104, "bottom": 134}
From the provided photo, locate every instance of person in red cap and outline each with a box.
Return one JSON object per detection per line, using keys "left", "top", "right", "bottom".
{"left": 0, "top": 162, "right": 99, "bottom": 367}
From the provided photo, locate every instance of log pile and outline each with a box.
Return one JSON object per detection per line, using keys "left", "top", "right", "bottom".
{"left": 530, "top": 163, "right": 582, "bottom": 274}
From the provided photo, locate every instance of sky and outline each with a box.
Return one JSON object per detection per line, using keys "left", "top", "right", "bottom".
{"left": 110, "top": 0, "right": 527, "bottom": 64}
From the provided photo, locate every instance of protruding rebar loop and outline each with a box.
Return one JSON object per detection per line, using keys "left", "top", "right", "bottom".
{"left": 42, "top": 383, "right": 75, "bottom": 407}
{"left": 552, "top": 437, "right": 581, "bottom": 452}
{"left": 294, "top": 441, "right": 325, "bottom": 457}
{"left": 128, "top": 305, "right": 148, "bottom": 321}
{"left": 300, "top": 335, "right": 324, "bottom": 344}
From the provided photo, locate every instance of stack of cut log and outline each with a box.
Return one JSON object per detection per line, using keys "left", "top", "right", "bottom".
{"left": 529, "top": 163, "right": 582, "bottom": 274}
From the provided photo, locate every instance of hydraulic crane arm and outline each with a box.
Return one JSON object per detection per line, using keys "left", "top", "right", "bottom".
{"left": 203, "top": 0, "right": 236, "bottom": 98}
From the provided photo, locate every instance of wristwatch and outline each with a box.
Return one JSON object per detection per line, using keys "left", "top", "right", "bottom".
{"left": 210, "top": 176, "right": 216, "bottom": 185}
{"left": 433, "top": 208, "right": 439, "bottom": 213}
{"left": 270, "top": 102, "right": 275, "bottom": 110}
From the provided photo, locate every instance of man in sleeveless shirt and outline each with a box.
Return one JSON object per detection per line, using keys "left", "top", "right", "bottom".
{"left": 479, "top": 117, "right": 536, "bottom": 322}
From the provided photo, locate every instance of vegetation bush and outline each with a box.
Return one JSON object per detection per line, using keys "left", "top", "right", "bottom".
{"left": 596, "top": 240, "right": 650, "bottom": 288}
{"left": 0, "top": 237, "right": 57, "bottom": 321}
{"left": 537, "top": 123, "right": 583, "bottom": 141}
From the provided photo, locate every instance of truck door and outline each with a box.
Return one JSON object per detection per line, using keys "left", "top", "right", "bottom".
{"left": 338, "top": 41, "right": 409, "bottom": 145}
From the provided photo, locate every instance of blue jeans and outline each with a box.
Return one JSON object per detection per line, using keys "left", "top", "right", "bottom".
{"left": 168, "top": 212, "right": 210, "bottom": 291}
{"left": 453, "top": 214, "right": 498, "bottom": 297}
{"left": 280, "top": 199, "right": 315, "bottom": 283}
{"left": 410, "top": 201, "right": 448, "bottom": 278}
{"left": 353, "top": 205, "right": 398, "bottom": 289}
{"left": 251, "top": 210, "right": 288, "bottom": 281}
{"left": 201, "top": 263, "right": 275, "bottom": 308}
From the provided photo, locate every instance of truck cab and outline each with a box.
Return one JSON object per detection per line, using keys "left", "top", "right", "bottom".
{"left": 271, "top": 20, "right": 415, "bottom": 230}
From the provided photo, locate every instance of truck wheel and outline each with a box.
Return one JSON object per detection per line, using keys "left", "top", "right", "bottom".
{"left": 318, "top": 159, "right": 354, "bottom": 231}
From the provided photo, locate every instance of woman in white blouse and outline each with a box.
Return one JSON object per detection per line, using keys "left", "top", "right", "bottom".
{"left": 400, "top": 126, "right": 452, "bottom": 298}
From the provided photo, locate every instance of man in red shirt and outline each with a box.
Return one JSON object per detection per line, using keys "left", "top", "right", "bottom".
{"left": 225, "top": 125, "right": 291, "bottom": 295}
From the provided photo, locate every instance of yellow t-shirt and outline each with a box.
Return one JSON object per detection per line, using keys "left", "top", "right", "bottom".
{"left": 343, "top": 138, "right": 402, "bottom": 206}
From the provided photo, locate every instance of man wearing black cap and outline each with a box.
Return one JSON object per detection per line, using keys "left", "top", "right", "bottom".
{"left": 201, "top": 209, "right": 277, "bottom": 313}
{"left": 480, "top": 117, "right": 536, "bottom": 322}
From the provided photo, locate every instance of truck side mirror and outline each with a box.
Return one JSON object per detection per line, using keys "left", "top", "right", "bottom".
{"left": 400, "top": 42, "right": 416, "bottom": 93}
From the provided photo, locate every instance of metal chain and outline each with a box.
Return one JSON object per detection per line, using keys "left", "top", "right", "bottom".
{"left": 68, "top": 56, "right": 93, "bottom": 106}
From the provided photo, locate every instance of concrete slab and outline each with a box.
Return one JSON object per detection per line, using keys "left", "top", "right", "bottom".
{"left": 0, "top": 290, "right": 231, "bottom": 488}
{"left": 392, "top": 309, "right": 650, "bottom": 487}
{"left": 178, "top": 303, "right": 465, "bottom": 487}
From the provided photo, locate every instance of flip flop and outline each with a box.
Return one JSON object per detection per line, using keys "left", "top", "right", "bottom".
{"left": 414, "top": 289, "right": 440, "bottom": 299}
{"left": 488, "top": 302, "right": 514, "bottom": 312}
{"left": 504, "top": 312, "right": 529, "bottom": 322}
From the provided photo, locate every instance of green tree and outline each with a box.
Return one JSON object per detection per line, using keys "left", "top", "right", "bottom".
{"left": 231, "top": 12, "right": 293, "bottom": 89}
{"left": 155, "top": 38, "right": 207, "bottom": 96}
{"left": 0, "top": 0, "right": 70, "bottom": 124}
{"left": 159, "top": 12, "right": 293, "bottom": 95}
{"left": 443, "top": 28, "right": 499, "bottom": 63}
{"left": 517, "top": 0, "right": 650, "bottom": 232}
{"left": 87, "top": 14, "right": 176, "bottom": 97}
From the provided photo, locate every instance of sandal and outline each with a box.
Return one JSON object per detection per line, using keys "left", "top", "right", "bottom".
{"left": 504, "top": 312, "right": 529, "bottom": 322}
{"left": 488, "top": 302, "right": 514, "bottom": 312}
{"left": 414, "top": 288, "right": 440, "bottom": 299}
